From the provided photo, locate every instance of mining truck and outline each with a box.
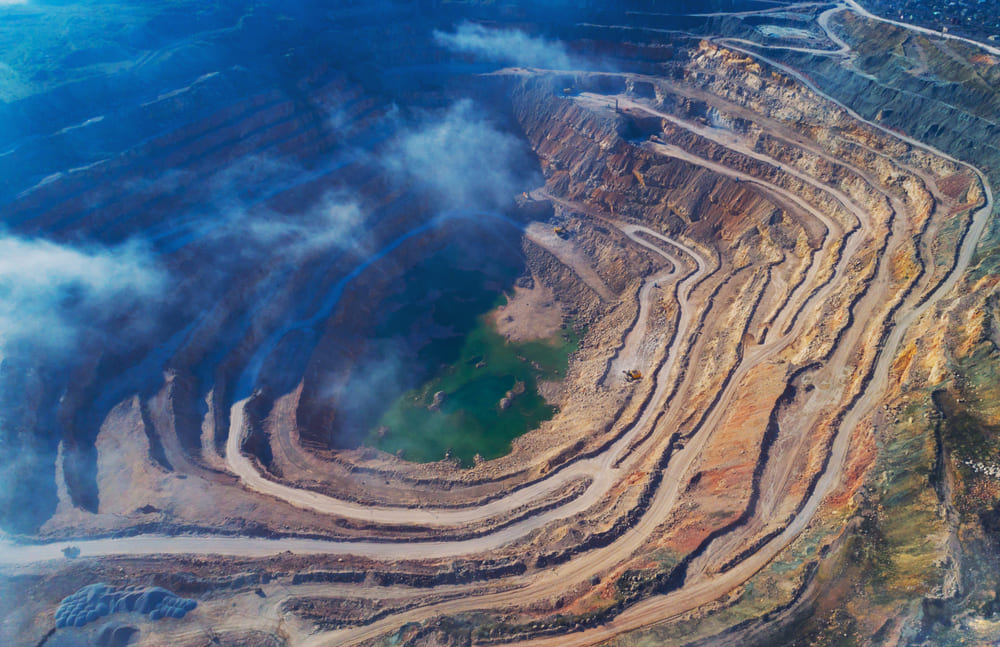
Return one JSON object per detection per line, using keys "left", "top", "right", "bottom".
{"left": 624, "top": 369, "right": 643, "bottom": 381}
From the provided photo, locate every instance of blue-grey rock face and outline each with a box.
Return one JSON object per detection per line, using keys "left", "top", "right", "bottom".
{"left": 54, "top": 583, "right": 197, "bottom": 628}
{"left": 95, "top": 621, "right": 139, "bottom": 647}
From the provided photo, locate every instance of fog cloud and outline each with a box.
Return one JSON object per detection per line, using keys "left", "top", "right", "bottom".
{"left": 384, "top": 99, "right": 536, "bottom": 211}
{"left": 434, "top": 22, "right": 575, "bottom": 70}
{"left": 0, "top": 235, "right": 164, "bottom": 357}
{"left": 239, "top": 195, "right": 365, "bottom": 258}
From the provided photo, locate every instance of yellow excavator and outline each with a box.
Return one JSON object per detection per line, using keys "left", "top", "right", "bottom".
{"left": 553, "top": 226, "right": 570, "bottom": 239}
{"left": 624, "top": 369, "right": 643, "bottom": 382}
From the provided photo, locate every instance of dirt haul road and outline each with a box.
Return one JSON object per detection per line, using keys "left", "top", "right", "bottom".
{"left": 0, "top": 216, "right": 709, "bottom": 563}
{"left": 3, "top": 7, "right": 995, "bottom": 646}
{"left": 301, "top": 78, "right": 994, "bottom": 647}
{"left": 276, "top": 145, "right": 893, "bottom": 641}
{"left": 303, "top": 41, "right": 994, "bottom": 647}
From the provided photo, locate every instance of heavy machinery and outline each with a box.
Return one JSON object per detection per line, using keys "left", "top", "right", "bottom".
{"left": 553, "top": 226, "right": 570, "bottom": 239}
{"left": 624, "top": 369, "right": 642, "bottom": 381}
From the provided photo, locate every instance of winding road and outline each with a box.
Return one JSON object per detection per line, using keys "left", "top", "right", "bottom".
{"left": 3, "top": 4, "right": 997, "bottom": 646}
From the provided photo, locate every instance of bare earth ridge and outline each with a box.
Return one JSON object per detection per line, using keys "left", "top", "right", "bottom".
{"left": 2, "top": 2, "right": 999, "bottom": 646}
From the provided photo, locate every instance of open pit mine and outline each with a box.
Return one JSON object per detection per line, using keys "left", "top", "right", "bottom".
{"left": 3, "top": 1, "right": 1000, "bottom": 646}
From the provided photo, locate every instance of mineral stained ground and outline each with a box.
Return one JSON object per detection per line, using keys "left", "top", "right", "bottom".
{"left": 3, "top": 1, "right": 1000, "bottom": 646}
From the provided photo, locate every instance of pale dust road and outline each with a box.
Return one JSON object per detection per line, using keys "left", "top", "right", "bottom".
{"left": 843, "top": 0, "right": 1000, "bottom": 58}
{"left": 221, "top": 214, "right": 710, "bottom": 531}
{"left": 4, "top": 10, "right": 995, "bottom": 646}
{"left": 0, "top": 215, "right": 710, "bottom": 564}
{"left": 524, "top": 221, "right": 615, "bottom": 301}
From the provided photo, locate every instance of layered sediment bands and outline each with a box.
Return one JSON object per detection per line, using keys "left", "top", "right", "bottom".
{"left": 804, "top": 10, "right": 1000, "bottom": 172}
{"left": 4, "top": 3, "right": 999, "bottom": 647}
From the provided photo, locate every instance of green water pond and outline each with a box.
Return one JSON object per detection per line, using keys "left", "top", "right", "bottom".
{"left": 367, "top": 313, "right": 579, "bottom": 467}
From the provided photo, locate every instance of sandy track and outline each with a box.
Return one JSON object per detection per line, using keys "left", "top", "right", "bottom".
{"left": 0, "top": 203, "right": 709, "bottom": 562}
{"left": 605, "top": 229, "right": 683, "bottom": 385}
{"left": 302, "top": 30, "right": 996, "bottom": 647}
{"left": 5, "top": 9, "right": 995, "bottom": 646}
{"left": 0, "top": 207, "right": 714, "bottom": 566}
{"left": 502, "top": 20, "right": 993, "bottom": 647}
{"left": 843, "top": 0, "right": 1000, "bottom": 57}
{"left": 714, "top": 5, "right": 852, "bottom": 57}
{"left": 524, "top": 221, "right": 616, "bottom": 301}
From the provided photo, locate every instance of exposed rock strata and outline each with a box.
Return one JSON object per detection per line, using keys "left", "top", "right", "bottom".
{"left": 3, "top": 4, "right": 998, "bottom": 647}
